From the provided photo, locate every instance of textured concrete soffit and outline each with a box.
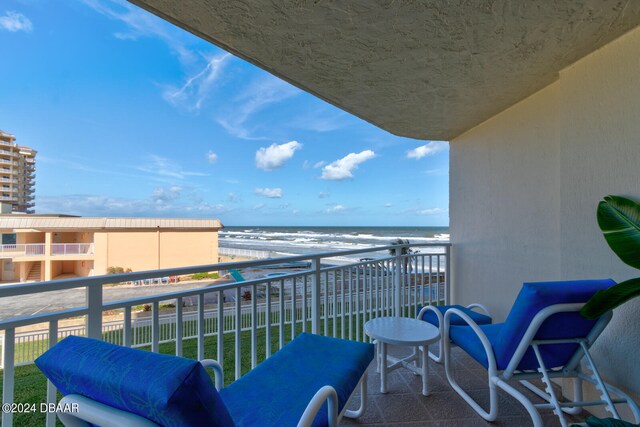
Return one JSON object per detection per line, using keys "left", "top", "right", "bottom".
{"left": 128, "top": 0, "right": 640, "bottom": 141}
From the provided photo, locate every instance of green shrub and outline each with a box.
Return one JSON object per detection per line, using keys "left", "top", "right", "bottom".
{"left": 191, "top": 272, "right": 219, "bottom": 280}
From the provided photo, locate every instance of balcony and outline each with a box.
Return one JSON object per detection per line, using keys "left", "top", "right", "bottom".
{"left": 0, "top": 243, "right": 464, "bottom": 425}
{"left": 0, "top": 243, "right": 600, "bottom": 427}
{"left": 0, "top": 243, "right": 94, "bottom": 258}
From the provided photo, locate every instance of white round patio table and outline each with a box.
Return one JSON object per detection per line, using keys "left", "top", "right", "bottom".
{"left": 364, "top": 316, "right": 440, "bottom": 396}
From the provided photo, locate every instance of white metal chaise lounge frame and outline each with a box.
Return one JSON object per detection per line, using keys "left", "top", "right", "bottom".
{"left": 442, "top": 304, "right": 640, "bottom": 427}
{"left": 55, "top": 358, "right": 368, "bottom": 427}
{"left": 417, "top": 303, "right": 491, "bottom": 363}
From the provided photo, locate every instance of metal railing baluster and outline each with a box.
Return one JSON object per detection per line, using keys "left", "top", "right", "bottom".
{"left": 235, "top": 287, "right": 241, "bottom": 379}
{"left": 175, "top": 298, "right": 182, "bottom": 356}
{"left": 251, "top": 284, "right": 257, "bottom": 369}
{"left": 152, "top": 301, "right": 160, "bottom": 353}
{"left": 45, "top": 321, "right": 58, "bottom": 427}
{"left": 2, "top": 328, "right": 15, "bottom": 426}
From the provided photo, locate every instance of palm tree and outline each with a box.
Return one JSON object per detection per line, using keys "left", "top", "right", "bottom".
{"left": 388, "top": 238, "right": 416, "bottom": 283}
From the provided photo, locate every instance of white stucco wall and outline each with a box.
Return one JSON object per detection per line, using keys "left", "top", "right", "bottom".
{"left": 450, "top": 24, "right": 640, "bottom": 402}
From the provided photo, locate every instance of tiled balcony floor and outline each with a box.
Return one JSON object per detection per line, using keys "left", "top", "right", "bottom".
{"left": 341, "top": 344, "right": 588, "bottom": 426}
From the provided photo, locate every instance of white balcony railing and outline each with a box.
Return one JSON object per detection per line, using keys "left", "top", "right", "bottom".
{"left": 0, "top": 242, "right": 450, "bottom": 426}
{"left": 0, "top": 243, "right": 94, "bottom": 257}
{"left": 0, "top": 244, "right": 45, "bottom": 256}
{"left": 50, "top": 243, "right": 94, "bottom": 256}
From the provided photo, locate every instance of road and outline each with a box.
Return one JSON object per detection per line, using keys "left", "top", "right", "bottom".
{"left": 0, "top": 280, "right": 237, "bottom": 321}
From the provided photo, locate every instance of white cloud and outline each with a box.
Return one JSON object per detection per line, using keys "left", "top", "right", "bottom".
{"left": 255, "top": 141, "right": 302, "bottom": 171}
{"left": 253, "top": 203, "right": 265, "bottom": 210}
{"left": 206, "top": 150, "right": 218, "bottom": 164}
{"left": 227, "top": 192, "right": 240, "bottom": 203}
{"left": 151, "top": 185, "right": 183, "bottom": 203}
{"left": 163, "top": 53, "right": 232, "bottom": 110}
{"left": 138, "top": 155, "right": 208, "bottom": 181}
{"left": 82, "top": 0, "right": 229, "bottom": 110}
{"left": 36, "top": 193, "right": 228, "bottom": 217}
{"left": 81, "top": 0, "right": 197, "bottom": 65}
{"left": 423, "top": 167, "right": 448, "bottom": 175}
{"left": 418, "top": 208, "right": 448, "bottom": 215}
{"left": 313, "top": 161, "right": 326, "bottom": 169}
{"left": 384, "top": 203, "right": 393, "bottom": 208}
{"left": 318, "top": 192, "right": 330, "bottom": 199}
{"left": 407, "top": 141, "right": 448, "bottom": 159}
{"left": 255, "top": 187, "right": 283, "bottom": 198}
{"left": 217, "top": 76, "right": 300, "bottom": 139}
{"left": 325, "top": 204, "right": 347, "bottom": 214}
{"left": 0, "top": 11, "right": 32, "bottom": 32}
{"left": 321, "top": 150, "right": 375, "bottom": 180}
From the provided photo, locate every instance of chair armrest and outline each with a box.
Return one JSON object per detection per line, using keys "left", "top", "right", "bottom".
{"left": 465, "top": 303, "right": 491, "bottom": 317}
{"left": 297, "top": 385, "right": 338, "bottom": 427}
{"left": 200, "top": 359, "right": 224, "bottom": 391}
{"left": 416, "top": 305, "right": 443, "bottom": 324}
{"left": 443, "top": 308, "right": 497, "bottom": 375}
{"left": 56, "top": 394, "right": 159, "bottom": 427}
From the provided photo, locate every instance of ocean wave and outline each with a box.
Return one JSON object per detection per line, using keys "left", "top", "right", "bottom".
{"left": 220, "top": 230, "right": 449, "bottom": 243}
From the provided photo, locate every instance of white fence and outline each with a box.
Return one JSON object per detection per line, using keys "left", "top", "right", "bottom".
{"left": 0, "top": 242, "right": 450, "bottom": 426}
{"left": 219, "top": 247, "right": 273, "bottom": 259}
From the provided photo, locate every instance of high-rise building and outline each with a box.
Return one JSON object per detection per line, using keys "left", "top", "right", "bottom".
{"left": 0, "top": 130, "right": 36, "bottom": 213}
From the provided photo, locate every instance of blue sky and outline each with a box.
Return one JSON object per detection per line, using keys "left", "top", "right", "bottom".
{"left": 0, "top": 0, "right": 449, "bottom": 226}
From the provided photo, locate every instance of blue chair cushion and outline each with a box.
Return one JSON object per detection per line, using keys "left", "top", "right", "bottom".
{"left": 220, "top": 333, "right": 374, "bottom": 427}
{"left": 418, "top": 305, "right": 492, "bottom": 327}
{"left": 495, "top": 279, "right": 616, "bottom": 371}
{"left": 35, "top": 335, "right": 234, "bottom": 427}
{"left": 450, "top": 323, "right": 502, "bottom": 369}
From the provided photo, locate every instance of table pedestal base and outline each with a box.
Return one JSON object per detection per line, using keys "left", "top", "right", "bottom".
{"left": 376, "top": 341, "right": 430, "bottom": 396}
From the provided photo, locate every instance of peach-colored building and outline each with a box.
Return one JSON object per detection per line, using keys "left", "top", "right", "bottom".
{"left": 0, "top": 130, "right": 36, "bottom": 214}
{"left": 0, "top": 215, "right": 223, "bottom": 282}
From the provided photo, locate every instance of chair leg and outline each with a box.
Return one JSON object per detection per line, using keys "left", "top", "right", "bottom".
{"left": 531, "top": 344, "right": 568, "bottom": 427}
{"left": 443, "top": 337, "right": 498, "bottom": 421}
{"left": 579, "top": 341, "right": 621, "bottom": 420}
{"left": 493, "top": 378, "right": 544, "bottom": 427}
{"left": 344, "top": 374, "right": 368, "bottom": 419}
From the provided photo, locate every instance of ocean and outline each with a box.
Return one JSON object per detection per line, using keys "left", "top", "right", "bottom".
{"left": 219, "top": 226, "right": 450, "bottom": 261}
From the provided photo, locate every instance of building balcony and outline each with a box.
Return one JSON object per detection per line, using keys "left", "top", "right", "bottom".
{"left": 0, "top": 243, "right": 95, "bottom": 258}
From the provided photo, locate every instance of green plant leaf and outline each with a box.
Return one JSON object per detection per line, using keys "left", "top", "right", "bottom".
{"left": 580, "top": 277, "right": 640, "bottom": 319}
{"left": 583, "top": 415, "right": 638, "bottom": 427}
{"left": 597, "top": 195, "right": 640, "bottom": 270}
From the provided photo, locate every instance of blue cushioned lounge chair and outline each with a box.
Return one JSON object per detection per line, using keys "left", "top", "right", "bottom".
{"left": 417, "top": 303, "right": 492, "bottom": 363}
{"left": 442, "top": 279, "right": 640, "bottom": 427}
{"left": 35, "top": 333, "right": 374, "bottom": 427}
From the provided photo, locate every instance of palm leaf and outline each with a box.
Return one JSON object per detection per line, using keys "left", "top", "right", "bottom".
{"left": 597, "top": 195, "right": 640, "bottom": 270}
{"left": 580, "top": 277, "right": 640, "bottom": 319}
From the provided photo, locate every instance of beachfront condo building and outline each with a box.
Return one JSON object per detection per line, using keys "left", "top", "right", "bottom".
{"left": 0, "top": 215, "right": 223, "bottom": 282}
{"left": 0, "top": 130, "right": 36, "bottom": 214}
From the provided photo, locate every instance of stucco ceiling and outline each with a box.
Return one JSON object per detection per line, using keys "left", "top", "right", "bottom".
{"left": 128, "top": 1, "right": 640, "bottom": 141}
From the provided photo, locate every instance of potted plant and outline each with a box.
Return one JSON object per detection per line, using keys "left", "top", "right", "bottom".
{"left": 578, "top": 195, "right": 639, "bottom": 427}
{"left": 581, "top": 195, "right": 640, "bottom": 319}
